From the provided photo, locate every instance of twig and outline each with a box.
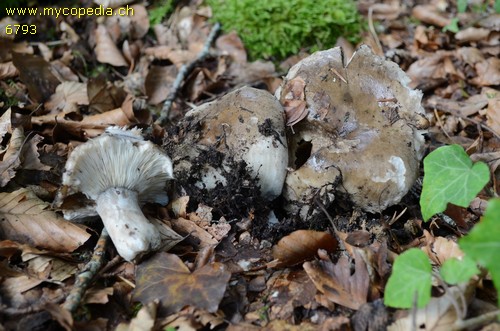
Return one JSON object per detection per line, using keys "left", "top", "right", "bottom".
{"left": 452, "top": 310, "right": 500, "bottom": 331}
{"left": 368, "top": 6, "right": 383, "bottom": 55}
{"left": 62, "top": 228, "right": 109, "bottom": 314}
{"left": 155, "top": 22, "right": 221, "bottom": 127}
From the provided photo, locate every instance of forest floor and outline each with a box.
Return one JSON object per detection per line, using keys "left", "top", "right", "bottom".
{"left": 0, "top": 0, "right": 499, "bottom": 330}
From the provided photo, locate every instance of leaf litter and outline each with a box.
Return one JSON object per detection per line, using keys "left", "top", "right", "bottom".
{"left": 0, "top": 0, "right": 499, "bottom": 329}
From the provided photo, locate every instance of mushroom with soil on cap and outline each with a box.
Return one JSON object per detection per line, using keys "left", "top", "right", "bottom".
{"left": 276, "top": 45, "right": 429, "bottom": 221}
{"left": 62, "top": 126, "right": 174, "bottom": 261}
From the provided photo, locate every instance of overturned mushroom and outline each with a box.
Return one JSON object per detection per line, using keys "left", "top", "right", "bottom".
{"left": 164, "top": 87, "right": 288, "bottom": 215}
{"left": 62, "top": 126, "right": 173, "bottom": 261}
{"left": 277, "top": 46, "right": 428, "bottom": 220}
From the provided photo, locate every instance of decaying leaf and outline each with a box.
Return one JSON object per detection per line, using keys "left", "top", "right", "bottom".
{"left": 44, "top": 81, "right": 89, "bottom": 114}
{"left": 271, "top": 230, "right": 338, "bottom": 267}
{"left": 115, "top": 301, "right": 157, "bottom": 331}
{"left": 0, "top": 128, "right": 50, "bottom": 187}
{"left": 94, "top": 24, "right": 128, "bottom": 67}
{"left": 280, "top": 77, "right": 308, "bottom": 126}
{"left": 0, "top": 188, "right": 91, "bottom": 252}
{"left": 388, "top": 283, "right": 473, "bottom": 331}
{"left": 133, "top": 252, "right": 231, "bottom": 316}
{"left": 11, "top": 52, "right": 60, "bottom": 103}
{"left": 303, "top": 249, "right": 369, "bottom": 310}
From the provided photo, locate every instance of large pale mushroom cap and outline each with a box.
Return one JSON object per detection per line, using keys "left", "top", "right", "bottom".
{"left": 276, "top": 45, "right": 428, "bottom": 219}
{"left": 166, "top": 86, "right": 288, "bottom": 201}
{"left": 63, "top": 126, "right": 173, "bottom": 205}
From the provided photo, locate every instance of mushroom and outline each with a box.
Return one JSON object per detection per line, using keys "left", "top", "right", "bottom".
{"left": 276, "top": 46, "right": 428, "bottom": 221}
{"left": 164, "top": 87, "right": 288, "bottom": 212}
{"left": 62, "top": 126, "right": 174, "bottom": 261}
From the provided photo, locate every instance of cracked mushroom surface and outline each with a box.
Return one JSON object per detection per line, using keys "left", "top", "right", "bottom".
{"left": 62, "top": 126, "right": 173, "bottom": 261}
{"left": 276, "top": 45, "right": 428, "bottom": 220}
{"left": 164, "top": 87, "right": 288, "bottom": 215}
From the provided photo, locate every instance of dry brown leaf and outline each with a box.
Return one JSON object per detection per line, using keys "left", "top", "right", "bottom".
{"left": 484, "top": 88, "right": 500, "bottom": 135}
{"left": 94, "top": 24, "right": 128, "bottom": 67}
{"left": 216, "top": 32, "right": 247, "bottom": 63}
{"left": 388, "top": 283, "right": 473, "bottom": 331}
{"left": 0, "top": 108, "right": 12, "bottom": 144}
{"left": 473, "top": 57, "right": 500, "bottom": 86}
{"left": 169, "top": 196, "right": 189, "bottom": 219}
{"left": 303, "top": 249, "right": 369, "bottom": 310}
{"left": 88, "top": 75, "right": 127, "bottom": 113}
{"left": 44, "top": 82, "right": 89, "bottom": 114}
{"left": 11, "top": 52, "right": 60, "bottom": 102}
{"left": 0, "top": 61, "right": 18, "bottom": 79}
{"left": 271, "top": 230, "right": 338, "bottom": 267}
{"left": 115, "top": 301, "right": 157, "bottom": 331}
{"left": 145, "top": 65, "right": 178, "bottom": 105}
{"left": 171, "top": 217, "right": 218, "bottom": 248}
{"left": 0, "top": 127, "right": 24, "bottom": 186}
{"left": 132, "top": 252, "right": 231, "bottom": 316}
{"left": 129, "top": 5, "right": 149, "bottom": 39}
{"left": 266, "top": 270, "right": 317, "bottom": 320}
{"left": 412, "top": 5, "right": 451, "bottom": 27}
{"left": 83, "top": 287, "right": 114, "bottom": 304}
{"left": 0, "top": 188, "right": 91, "bottom": 252}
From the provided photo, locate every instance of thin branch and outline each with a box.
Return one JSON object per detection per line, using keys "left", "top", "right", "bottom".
{"left": 155, "top": 22, "right": 221, "bottom": 127}
{"left": 62, "top": 228, "right": 109, "bottom": 314}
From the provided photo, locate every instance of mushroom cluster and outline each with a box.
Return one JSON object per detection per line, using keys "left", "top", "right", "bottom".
{"left": 62, "top": 126, "right": 173, "bottom": 261}
{"left": 164, "top": 86, "right": 288, "bottom": 209}
{"left": 276, "top": 45, "right": 428, "bottom": 220}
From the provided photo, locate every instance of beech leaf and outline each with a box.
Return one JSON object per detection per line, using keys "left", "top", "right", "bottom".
{"left": 0, "top": 188, "right": 91, "bottom": 252}
{"left": 420, "top": 144, "right": 490, "bottom": 221}
{"left": 132, "top": 252, "right": 231, "bottom": 315}
{"left": 271, "top": 229, "right": 338, "bottom": 267}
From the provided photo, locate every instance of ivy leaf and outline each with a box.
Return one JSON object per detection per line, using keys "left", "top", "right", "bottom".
{"left": 384, "top": 248, "right": 432, "bottom": 308}
{"left": 420, "top": 145, "right": 490, "bottom": 221}
{"left": 459, "top": 198, "right": 500, "bottom": 304}
{"left": 440, "top": 256, "right": 480, "bottom": 285}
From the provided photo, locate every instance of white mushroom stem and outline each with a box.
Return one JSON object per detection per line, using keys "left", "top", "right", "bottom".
{"left": 95, "top": 187, "right": 161, "bottom": 262}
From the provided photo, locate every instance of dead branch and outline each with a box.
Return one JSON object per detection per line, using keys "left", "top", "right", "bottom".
{"left": 155, "top": 22, "right": 221, "bottom": 127}
{"left": 62, "top": 228, "right": 109, "bottom": 314}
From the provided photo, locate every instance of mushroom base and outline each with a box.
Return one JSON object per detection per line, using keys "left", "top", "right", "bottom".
{"left": 96, "top": 187, "right": 161, "bottom": 261}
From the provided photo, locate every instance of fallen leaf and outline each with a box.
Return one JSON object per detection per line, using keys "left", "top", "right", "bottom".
{"left": 145, "top": 65, "right": 178, "bottom": 105}
{"left": 11, "top": 52, "right": 60, "bottom": 102}
{"left": 0, "top": 188, "right": 91, "bottom": 252}
{"left": 303, "top": 249, "right": 369, "bottom": 310}
{"left": 94, "top": 24, "right": 128, "bottom": 67}
{"left": 132, "top": 252, "right": 231, "bottom": 315}
{"left": 271, "top": 230, "right": 338, "bottom": 267}
{"left": 388, "top": 283, "right": 473, "bottom": 331}
{"left": 44, "top": 82, "right": 89, "bottom": 114}
{"left": 216, "top": 32, "right": 247, "bottom": 63}
{"left": 115, "top": 301, "right": 157, "bottom": 331}
{"left": 87, "top": 75, "right": 127, "bottom": 113}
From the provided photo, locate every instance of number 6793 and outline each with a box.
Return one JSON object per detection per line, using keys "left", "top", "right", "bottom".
{"left": 5, "top": 24, "right": 37, "bottom": 35}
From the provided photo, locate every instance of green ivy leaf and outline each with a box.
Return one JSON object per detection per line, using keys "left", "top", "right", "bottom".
{"left": 440, "top": 256, "right": 480, "bottom": 285}
{"left": 459, "top": 198, "right": 500, "bottom": 305}
{"left": 420, "top": 145, "right": 490, "bottom": 221}
{"left": 384, "top": 249, "right": 432, "bottom": 308}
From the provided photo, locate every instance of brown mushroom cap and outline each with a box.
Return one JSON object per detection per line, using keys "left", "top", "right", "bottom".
{"left": 277, "top": 46, "right": 428, "bottom": 219}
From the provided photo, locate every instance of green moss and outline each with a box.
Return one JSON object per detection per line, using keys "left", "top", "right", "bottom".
{"left": 207, "top": 0, "right": 364, "bottom": 61}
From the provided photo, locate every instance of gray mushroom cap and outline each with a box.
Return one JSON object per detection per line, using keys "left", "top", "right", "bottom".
{"left": 63, "top": 126, "right": 173, "bottom": 205}
{"left": 62, "top": 126, "right": 173, "bottom": 261}
{"left": 277, "top": 46, "right": 428, "bottom": 219}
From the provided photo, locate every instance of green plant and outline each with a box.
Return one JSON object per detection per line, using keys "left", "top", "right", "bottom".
{"left": 206, "top": 0, "right": 364, "bottom": 61}
{"left": 444, "top": 0, "right": 500, "bottom": 33}
{"left": 149, "top": 0, "right": 175, "bottom": 26}
{"left": 384, "top": 145, "right": 499, "bottom": 310}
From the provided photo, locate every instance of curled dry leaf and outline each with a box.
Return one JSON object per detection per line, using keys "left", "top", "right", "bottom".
{"left": 44, "top": 81, "right": 89, "bottom": 114}
{"left": 271, "top": 230, "right": 338, "bottom": 267}
{"left": 303, "top": 249, "right": 370, "bottom": 310}
{"left": 281, "top": 77, "right": 308, "bottom": 126}
{"left": 0, "top": 188, "right": 91, "bottom": 252}
{"left": 0, "top": 61, "right": 18, "bottom": 79}
{"left": 132, "top": 252, "right": 231, "bottom": 316}
{"left": 12, "top": 52, "right": 60, "bottom": 103}
{"left": 94, "top": 24, "right": 128, "bottom": 67}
